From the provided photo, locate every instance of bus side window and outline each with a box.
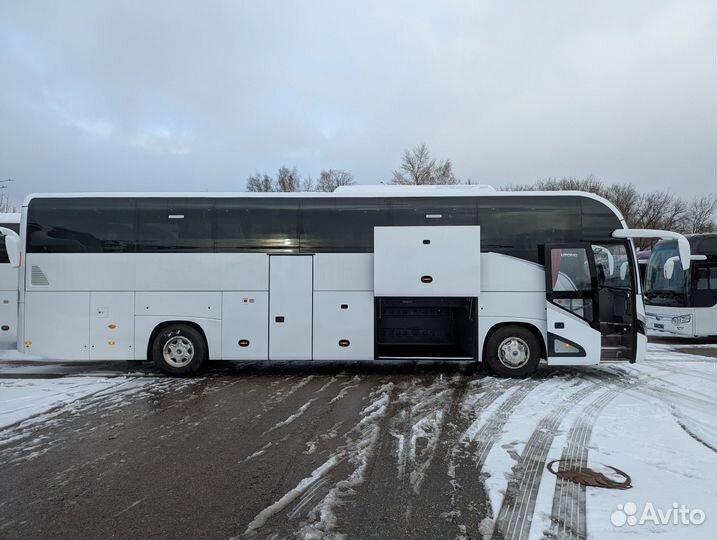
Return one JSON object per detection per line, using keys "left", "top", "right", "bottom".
{"left": 696, "top": 267, "right": 717, "bottom": 290}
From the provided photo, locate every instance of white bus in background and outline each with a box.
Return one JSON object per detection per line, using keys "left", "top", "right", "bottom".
{"left": 644, "top": 234, "right": 717, "bottom": 337}
{"left": 8, "top": 187, "right": 693, "bottom": 376}
{"left": 0, "top": 212, "right": 21, "bottom": 347}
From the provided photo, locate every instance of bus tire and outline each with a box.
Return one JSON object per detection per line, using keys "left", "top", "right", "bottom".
{"left": 485, "top": 325, "right": 540, "bottom": 378}
{"left": 151, "top": 324, "right": 208, "bottom": 376}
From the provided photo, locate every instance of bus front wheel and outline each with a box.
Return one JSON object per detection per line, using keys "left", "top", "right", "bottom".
{"left": 485, "top": 325, "right": 540, "bottom": 378}
{"left": 151, "top": 324, "right": 208, "bottom": 376}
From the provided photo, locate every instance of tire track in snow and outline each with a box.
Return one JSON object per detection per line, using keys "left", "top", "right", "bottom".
{"left": 421, "top": 377, "right": 541, "bottom": 539}
{"left": 239, "top": 382, "right": 395, "bottom": 538}
{"left": 394, "top": 377, "right": 542, "bottom": 540}
{"left": 614, "top": 366, "right": 717, "bottom": 450}
{"left": 647, "top": 361, "right": 717, "bottom": 383}
{"left": 261, "top": 399, "right": 315, "bottom": 436}
{"left": 236, "top": 376, "right": 352, "bottom": 464}
{"left": 667, "top": 405, "right": 717, "bottom": 453}
{"left": 545, "top": 387, "right": 622, "bottom": 540}
{"left": 292, "top": 375, "right": 462, "bottom": 539}
{"left": 490, "top": 383, "right": 598, "bottom": 540}
{"left": 389, "top": 376, "right": 454, "bottom": 500}
{"left": 448, "top": 377, "right": 543, "bottom": 538}
{"left": 466, "top": 378, "right": 543, "bottom": 471}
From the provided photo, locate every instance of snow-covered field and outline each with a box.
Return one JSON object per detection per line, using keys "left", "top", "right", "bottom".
{"left": 0, "top": 340, "right": 715, "bottom": 540}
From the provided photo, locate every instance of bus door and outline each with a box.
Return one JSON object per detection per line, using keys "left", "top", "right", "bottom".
{"left": 691, "top": 262, "right": 717, "bottom": 336}
{"left": 269, "top": 255, "right": 313, "bottom": 361}
{"left": 544, "top": 244, "right": 602, "bottom": 365}
{"left": 590, "top": 242, "right": 636, "bottom": 361}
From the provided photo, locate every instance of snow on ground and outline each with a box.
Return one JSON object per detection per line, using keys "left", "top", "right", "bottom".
{"left": 0, "top": 340, "right": 715, "bottom": 539}
{"left": 511, "top": 341, "right": 716, "bottom": 540}
{"left": 581, "top": 344, "right": 717, "bottom": 540}
{"left": 0, "top": 377, "right": 132, "bottom": 429}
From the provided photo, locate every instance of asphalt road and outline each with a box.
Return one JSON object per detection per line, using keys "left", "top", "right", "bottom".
{"left": 0, "top": 345, "right": 714, "bottom": 540}
{"left": 0, "top": 362, "right": 491, "bottom": 540}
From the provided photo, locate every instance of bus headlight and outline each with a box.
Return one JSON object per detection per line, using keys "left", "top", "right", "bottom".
{"left": 672, "top": 314, "right": 691, "bottom": 324}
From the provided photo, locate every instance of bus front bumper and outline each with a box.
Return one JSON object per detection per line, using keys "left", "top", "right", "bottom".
{"left": 646, "top": 308, "right": 695, "bottom": 337}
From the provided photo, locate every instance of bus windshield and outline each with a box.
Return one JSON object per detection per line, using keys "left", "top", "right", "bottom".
{"left": 644, "top": 240, "right": 688, "bottom": 306}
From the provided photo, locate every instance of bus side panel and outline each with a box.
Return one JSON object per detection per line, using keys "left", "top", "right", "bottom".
{"left": 135, "top": 291, "right": 221, "bottom": 320}
{"left": 134, "top": 291, "right": 222, "bottom": 360}
{"left": 313, "top": 291, "right": 374, "bottom": 360}
{"left": 635, "top": 332, "right": 647, "bottom": 362}
{"left": 25, "top": 291, "right": 90, "bottom": 359}
{"left": 0, "top": 263, "right": 18, "bottom": 345}
{"left": 221, "top": 291, "right": 268, "bottom": 360}
{"left": 90, "top": 292, "right": 134, "bottom": 360}
{"left": 478, "top": 253, "right": 547, "bottom": 363}
{"left": 313, "top": 254, "right": 373, "bottom": 291}
{"left": 695, "top": 305, "right": 717, "bottom": 337}
{"left": 478, "top": 293, "right": 548, "bottom": 362}
{"left": 24, "top": 253, "right": 269, "bottom": 292}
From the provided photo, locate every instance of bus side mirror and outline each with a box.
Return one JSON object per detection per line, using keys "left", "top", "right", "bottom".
{"left": 0, "top": 228, "right": 20, "bottom": 268}
{"left": 664, "top": 258, "right": 675, "bottom": 280}
{"left": 663, "top": 254, "right": 707, "bottom": 280}
{"left": 619, "top": 262, "right": 628, "bottom": 281}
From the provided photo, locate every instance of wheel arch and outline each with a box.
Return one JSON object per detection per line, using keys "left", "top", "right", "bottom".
{"left": 146, "top": 320, "right": 210, "bottom": 362}
{"left": 481, "top": 321, "right": 547, "bottom": 363}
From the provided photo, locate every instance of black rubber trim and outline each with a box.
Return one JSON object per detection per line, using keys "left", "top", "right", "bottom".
{"left": 548, "top": 332, "right": 587, "bottom": 357}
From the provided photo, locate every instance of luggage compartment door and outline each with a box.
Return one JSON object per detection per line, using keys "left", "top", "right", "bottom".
{"left": 269, "top": 256, "right": 313, "bottom": 360}
{"left": 90, "top": 292, "right": 134, "bottom": 360}
{"left": 374, "top": 226, "right": 480, "bottom": 297}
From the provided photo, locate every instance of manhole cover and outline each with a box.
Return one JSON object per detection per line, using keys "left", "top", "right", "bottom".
{"left": 547, "top": 460, "right": 632, "bottom": 489}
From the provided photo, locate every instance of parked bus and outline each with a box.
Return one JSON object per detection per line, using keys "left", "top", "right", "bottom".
{"left": 644, "top": 233, "right": 717, "bottom": 337}
{"left": 8, "top": 187, "right": 693, "bottom": 376}
{"left": 0, "top": 213, "right": 21, "bottom": 346}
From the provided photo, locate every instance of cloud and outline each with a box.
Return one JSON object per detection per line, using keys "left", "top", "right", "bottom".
{"left": 130, "top": 126, "right": 192, "bottom": 156}
{"left": 0, "top": 0, "right": 714, "bottom": 200}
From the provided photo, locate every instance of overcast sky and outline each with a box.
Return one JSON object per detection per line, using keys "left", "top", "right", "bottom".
{"left": 0, "top": 1, "right": 715, "bottom": 204}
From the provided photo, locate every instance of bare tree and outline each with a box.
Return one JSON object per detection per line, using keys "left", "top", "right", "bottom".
{"left": 682, "top": 194, "right": 717, "bottom": 233}
{"left": 634, "top": 191, "right": 686, "bottom": 231}
{"left": 607, "top": 183, "right": 641, "bottom": 227}
{"left": 433, "top": 160, "right": 458, "bottom": 185}
{"left": 276, "top": 166, "right": 302, "bottom": 192}
{"left": 391, "top": 143, "right": 459, "bottom": 185}
{"left": 246, "top": 166, "right": 307, "bottom": 192}
{"left": 315, "top": 169, "right": 355, "bottom": 192}
{"left": 508, "top": 175, "right": 608, "bottom": 196}
{"left": 301, "top": 176, "right": 315, "bottom": 192}
{"left": 246, "top": 172, "right": 275, "bottom": 192}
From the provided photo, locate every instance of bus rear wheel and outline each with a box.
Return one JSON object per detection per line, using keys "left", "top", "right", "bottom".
{"left": 485, "top": 325, "right": 540, "bottom": 378}
{"left": 151, "top": 324, "right": 208, "bottom": 376}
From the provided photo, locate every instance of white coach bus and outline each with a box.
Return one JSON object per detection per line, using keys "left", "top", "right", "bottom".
{"left": 0, "top": 212, "right": 21, "bottom": 346}
{"left": 8, "top": 187, "right": 693, "bottom": 376}
{"left": 644, "top": 233, "right": 717, "bottom": 337}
